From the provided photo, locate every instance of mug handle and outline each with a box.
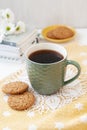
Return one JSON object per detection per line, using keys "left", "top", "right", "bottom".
{"left": 64, "top": 60, "right": 81, "bottom": 85}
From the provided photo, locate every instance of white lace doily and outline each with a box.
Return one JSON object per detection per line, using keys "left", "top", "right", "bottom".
{"left": 1, "top": 65, "right": 87, "bottom": 114}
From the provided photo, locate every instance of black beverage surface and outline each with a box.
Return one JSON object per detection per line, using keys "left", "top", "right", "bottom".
{"left": 29, "top": 50, "right": 63, "bottom": 64}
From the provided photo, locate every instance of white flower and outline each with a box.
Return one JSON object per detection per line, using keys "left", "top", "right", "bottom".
{"left": 0, "top": 9, "right": 26, "bottom": 36}
{"left": 1, "top": 8, "right": 15, "bottom": 23}
{"left": 14, "top": 21, "right": 26, "bottom": 34}
{"left": 3, "top": 23, "right": 15, "bottom": 35}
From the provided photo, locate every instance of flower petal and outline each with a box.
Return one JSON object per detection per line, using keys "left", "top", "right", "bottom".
{"left": 14, "top": 21, "right": 26, "bottom": 34}
{"left": 2, "top": 8, "right": 15, "bottom": 23}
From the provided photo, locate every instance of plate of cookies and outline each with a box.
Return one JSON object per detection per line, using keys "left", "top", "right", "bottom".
{"left": 42, "top": 25, "right": 76, "bottom": 43}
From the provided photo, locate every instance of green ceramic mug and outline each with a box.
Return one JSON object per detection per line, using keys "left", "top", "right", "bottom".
{"left": 25, "top": 43, "right": 81, "bottom": 95}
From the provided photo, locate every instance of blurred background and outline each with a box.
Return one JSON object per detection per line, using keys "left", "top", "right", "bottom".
{"left": 0, "top": 0, "right": 87, "bottom": 29}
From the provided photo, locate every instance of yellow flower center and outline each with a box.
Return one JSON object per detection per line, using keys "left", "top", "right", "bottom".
{"left": 6, "top": 14, "right": 10, "bottom": 18}
{"left": 6, "top": 26, "right": 11, "bottom": 31}
{"left": 16, "top": 26, "right": 20, "bottom": 31}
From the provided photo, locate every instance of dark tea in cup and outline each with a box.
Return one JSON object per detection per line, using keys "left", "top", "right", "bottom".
{"left": 29, "top": 50, "right": 64, "bottom": 64}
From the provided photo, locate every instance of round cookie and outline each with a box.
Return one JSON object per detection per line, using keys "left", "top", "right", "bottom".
{"left": 52, "top": 26, "right": 74, "bottom": 39}
{"left": 8, "top": 92, "right": 35, "bottom": 110}
{"left": 2, "top": 81, "right": 28, "bottom": 95}
{"left": 46, "top": 30, "right": 57, "bottom": 39}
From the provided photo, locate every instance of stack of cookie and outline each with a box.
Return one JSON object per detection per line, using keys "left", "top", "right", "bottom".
{"left": 2, "top": 81, "right": 35, "bottom": 111}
